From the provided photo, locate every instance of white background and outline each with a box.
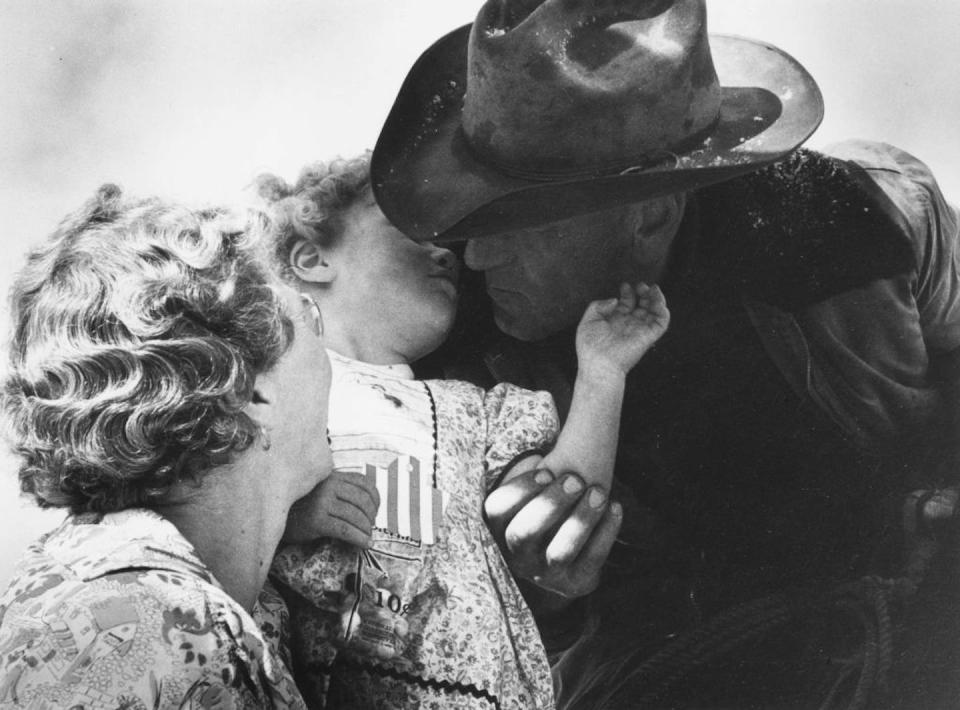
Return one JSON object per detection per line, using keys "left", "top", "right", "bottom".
{"left": 1, "top": 0, "right": 959, "bottom": 587}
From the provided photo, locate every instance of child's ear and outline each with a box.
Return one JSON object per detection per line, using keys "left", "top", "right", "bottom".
{"left": 290, "top": 238, "right": 337, "bottom": 284}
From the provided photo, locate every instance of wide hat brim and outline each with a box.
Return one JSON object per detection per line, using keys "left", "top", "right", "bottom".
{"left": 372, "top": 25, "right": 824, "bottom": 243}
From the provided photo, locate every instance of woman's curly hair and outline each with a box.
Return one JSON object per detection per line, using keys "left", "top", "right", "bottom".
{"left": 254, "top": 151, "right": 371, "bottom": 280}
{"left": 2, "top": 184, "right": 294, "bottom": 514}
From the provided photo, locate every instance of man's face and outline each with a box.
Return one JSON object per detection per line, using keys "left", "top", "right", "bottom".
{"left": 463, "top": 207, "right": 635, "bottom": 341}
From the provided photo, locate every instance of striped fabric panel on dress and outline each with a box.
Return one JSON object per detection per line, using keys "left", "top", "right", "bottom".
{"left": 366, "top": 456, "right": 446, "bottom": 544}
{"left": 327, "top": 353, "right": 445, "bottom": 545}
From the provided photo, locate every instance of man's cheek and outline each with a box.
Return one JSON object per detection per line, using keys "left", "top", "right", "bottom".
{"left": 488, "top": 292, "right": 523, "bottom": 323}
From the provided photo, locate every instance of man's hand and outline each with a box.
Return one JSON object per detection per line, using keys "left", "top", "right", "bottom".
{"left": 485, "top": 465, "right": 622, "bottom": 600}
{"left": 576, "top": 282, "right": 669, "bottom": 377}
{"left": 284, "top": 470, "right": 380, "bottom": 547}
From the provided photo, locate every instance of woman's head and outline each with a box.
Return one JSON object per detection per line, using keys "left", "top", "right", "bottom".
{"left": 3, "top": 184, "right": 331, "bottom": 514}
{"left": 257, "top": 153, "right": 460, "bottom": 365}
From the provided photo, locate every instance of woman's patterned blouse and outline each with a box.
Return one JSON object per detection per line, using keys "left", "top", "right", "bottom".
{"left": 0, "top": 509, "right": 306, "bottom": 709}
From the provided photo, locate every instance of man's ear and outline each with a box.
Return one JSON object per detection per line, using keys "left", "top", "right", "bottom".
{"left": 631, "top": 194, "right": 686, "bottom": 242}
{"left": 630, "top": 193, "right": 687, "bottom": 263}
{"left": 290, "top": 238, "right": 337, "bottom": 284}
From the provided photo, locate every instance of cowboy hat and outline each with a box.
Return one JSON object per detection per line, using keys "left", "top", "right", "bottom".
{"left": 372, "top": 0, "right": 824, "bottom": 242}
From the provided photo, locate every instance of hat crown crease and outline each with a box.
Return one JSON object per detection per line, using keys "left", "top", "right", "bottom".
{"left": 482, "top": 0, "right": 680, "bottom": 37}
{"left": 463, "top": 0, "right": 721, "bottom": 176}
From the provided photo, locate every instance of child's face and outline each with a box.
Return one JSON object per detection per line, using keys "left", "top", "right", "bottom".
{"left": 333, "top": 191, "right": 459, "bottom": 362}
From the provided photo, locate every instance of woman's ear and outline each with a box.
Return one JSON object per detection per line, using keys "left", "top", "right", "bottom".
{"left": 244, "top": 370, "right": 281, "bottom": 440}
{"left": 245, "top": 377, "right": 275, "bottom": 420}
{"left": 290, "top": 238, "right": 337, "bottom": 284}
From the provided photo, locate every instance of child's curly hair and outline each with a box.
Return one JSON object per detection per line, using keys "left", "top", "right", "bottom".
{"left": 255, "top": 151, "right": 371, "bottom": 281}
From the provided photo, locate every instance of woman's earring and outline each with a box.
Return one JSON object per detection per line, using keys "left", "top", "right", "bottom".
{"left": 259, "top": 425, "right": 271, "bottom": 451}
{"left": 299, "top": 292, "right": 324, "bottom": 337}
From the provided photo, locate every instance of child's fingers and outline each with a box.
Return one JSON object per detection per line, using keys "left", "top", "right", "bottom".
{"left": 336, "top": 490, "right": 379, "bottom": 529}
{"left": 634, "top": 283, "right": 668, "bottom": 315}
{"left": 337, "top": 473, "right": 381, "bottom": 521}
{"left": 322, "top": 510, "right": 373, "bottom": 548}
{"left": 618, "top": 282, "right": 636, "bottom": 311}
{"left": 327, "top": 502, "right": 376, "bottom": 537}
{"left": 648, "top": 284, "right": 670, "bottom": 319}
{"left": 583, "top": 297, "right": 619, "bottom": 320}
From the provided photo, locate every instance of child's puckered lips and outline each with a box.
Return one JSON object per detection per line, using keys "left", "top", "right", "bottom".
{"left": 429, "top": 256, "right": 460, "bottom": 298}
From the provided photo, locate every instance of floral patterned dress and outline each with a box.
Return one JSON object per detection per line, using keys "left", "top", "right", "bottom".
{"left": 0, "top": 509, "right": 305, "bottom": 709}
{"left": 272, "top": 352, "right": 560, "bottom": 709}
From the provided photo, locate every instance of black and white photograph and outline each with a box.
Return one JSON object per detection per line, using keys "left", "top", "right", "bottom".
{"left": 1, "top": 1, "right": 958, "bottom": 708}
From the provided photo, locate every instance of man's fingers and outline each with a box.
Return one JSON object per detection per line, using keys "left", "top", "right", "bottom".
{"left": 498, "top": 453, "right": 545, "bottom": 486}
{"left": 502, "top": 474, "right": 587, "bottom": 563}
{"left": 571, "top": 500, "right": 623, "bottom": 590}
{"left": 484, "top": 467, "right": 556, "bottom": 539}
{"left": 543, "top": 485, "right": 610, "bottom": 567}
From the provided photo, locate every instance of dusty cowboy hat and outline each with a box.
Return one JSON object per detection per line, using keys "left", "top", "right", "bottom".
{"left": 372, "top": 0, "right": 824, "bottom": 243}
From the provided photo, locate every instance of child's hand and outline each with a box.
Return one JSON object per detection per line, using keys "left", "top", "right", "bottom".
{"left": 283, "top": 470, "right": 380, "bottom": 547}
{"left": 576, "top": 282, "right": 669, "bottom": 377}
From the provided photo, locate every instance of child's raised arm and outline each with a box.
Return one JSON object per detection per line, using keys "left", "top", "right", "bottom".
{"left": 537, "top": 283, "right": 669, "bottom": 491}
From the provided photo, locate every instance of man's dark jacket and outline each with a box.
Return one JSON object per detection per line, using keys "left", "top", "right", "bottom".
{"left": 420, "top": 141, "right": 960, "bottom": 708}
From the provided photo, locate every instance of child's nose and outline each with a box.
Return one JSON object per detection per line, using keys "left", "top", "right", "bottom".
{"left": 428, "top": 244, "right": 459, "bottom": 277}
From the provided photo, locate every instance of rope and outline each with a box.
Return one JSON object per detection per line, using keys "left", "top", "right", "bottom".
{"left": 562, "top": 487, "right": 958, "bottom": 709}
{"left": 584, "top": 576, "right": 907, "bottom": 710}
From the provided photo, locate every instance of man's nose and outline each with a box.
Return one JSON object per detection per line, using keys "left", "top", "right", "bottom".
{"left": 463, "top": 236, "right": 508, "bottom": 271}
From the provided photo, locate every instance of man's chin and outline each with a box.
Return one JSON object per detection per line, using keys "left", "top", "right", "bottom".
{"left": 492, "top": 309, "right": 557, "bottom": 343}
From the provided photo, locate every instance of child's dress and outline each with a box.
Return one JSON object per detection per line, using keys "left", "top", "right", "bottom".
{"left": 271, "top": 351, "right": 559, "bottom": 709}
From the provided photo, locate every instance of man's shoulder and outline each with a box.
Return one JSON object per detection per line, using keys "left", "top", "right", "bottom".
{"left": 823, "top": 139, "right": 954, "bottom": 265}
{"left": 821, "top": 138, "right": 932, "bottom": 176}
{"left": 695, "top": 146, "right": 917, "bottom": 310}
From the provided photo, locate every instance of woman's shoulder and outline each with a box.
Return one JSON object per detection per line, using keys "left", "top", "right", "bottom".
{"left": 0, "top": 510, "right": 222, "bottom": 619}
{"left": 0, "top": 514, "right": 301, "bottom": 709}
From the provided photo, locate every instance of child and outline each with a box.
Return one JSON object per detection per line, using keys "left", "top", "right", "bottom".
{"left": 262, "top": 154, "right": 668, "bottom": 709}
